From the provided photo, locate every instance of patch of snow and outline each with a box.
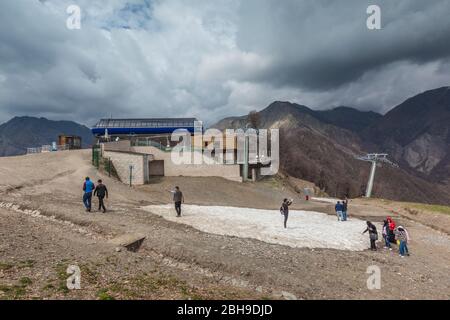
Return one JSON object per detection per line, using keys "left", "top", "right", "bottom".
{"left": 311, "top": 197, "right": 341, "bottom": 204}
{"left": 142, "top": 204, "right": 368, "bottom": 251}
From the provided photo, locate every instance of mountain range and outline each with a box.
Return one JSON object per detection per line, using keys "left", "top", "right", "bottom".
{"left": 212, "top": 87, "right": 450, "bottom": 205}
{"left": 0, "top": 116, "right": 93, "bottom": 156}
{"left": 0, "top": 87, "right": 448, "bottom": 204}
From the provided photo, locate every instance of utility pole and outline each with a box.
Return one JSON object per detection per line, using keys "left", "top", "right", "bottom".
{"left": 243, "top": 134, "right": 249, "bottom": 181}
{"left": 356, "top": 153, "right": 398, "bottom": 198}
{"left": 241, "top": 123, "right": 253, "bottom": 182}
{"left": 129, "top": 164, "right": 134, "bottom": 187}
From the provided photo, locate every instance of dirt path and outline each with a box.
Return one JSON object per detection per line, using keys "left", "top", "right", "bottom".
{"left": 1, "top": 150, "right": 449, "bottom": 299}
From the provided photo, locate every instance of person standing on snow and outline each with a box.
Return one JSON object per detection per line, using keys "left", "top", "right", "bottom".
{"left": 362, "top": 221, "right": 378, "bottom": 251}
{"left": 342, "top": 199, "right": 348, "bottom": 221}
{"left": 280, "top": 198, "right": 293, "bottom": 229}
{"left": 335, "top": 201, "right": 343, "bottom": 221}
{"left": 167, "top": 186, "right": 184, "bottom": 217}
{"left": 82, "top": 177, "right": 95, "bottom": 212}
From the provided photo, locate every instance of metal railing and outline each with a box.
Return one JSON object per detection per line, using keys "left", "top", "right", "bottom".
{"left": 27, "top": 144, "right": 70, "bottom": 155}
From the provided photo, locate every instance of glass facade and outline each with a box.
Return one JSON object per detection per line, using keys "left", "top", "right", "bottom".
{"left": 94, "top": 118, "right": 197, "bottom": 129}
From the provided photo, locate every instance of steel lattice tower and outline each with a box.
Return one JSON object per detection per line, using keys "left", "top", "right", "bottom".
{"left": 356, "top": 153, "right": 398, "bottom": 198}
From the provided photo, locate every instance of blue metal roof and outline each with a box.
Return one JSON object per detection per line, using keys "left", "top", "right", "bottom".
{"left": 91, "top": 118, "right": 199, "bottom": 136}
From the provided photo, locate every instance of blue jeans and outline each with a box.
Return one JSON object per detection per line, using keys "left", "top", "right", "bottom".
{"left": 399, "top": 240, "right": 408, "bottom": 256}
{"left": 342, "top": 211, "right": 347, "bottom": 221}
{"left": 83, "top": 192, "right": 92, "bottom": 210}
{"left": 336, "top": 211, "right": 342, "bottom": 221}
{"left": 384, "top": 235, "right": 391, "bottom": 248}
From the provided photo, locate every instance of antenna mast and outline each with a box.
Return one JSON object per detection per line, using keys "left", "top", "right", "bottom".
{"left": 356, "top": 153, "right": 398, "bottom": 198}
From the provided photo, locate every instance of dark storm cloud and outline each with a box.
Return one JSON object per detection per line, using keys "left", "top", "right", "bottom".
{"left": 237, "top": 0, "right": 450, "bottom": 90}
{"left": 0, "top": 0, "right": 450, "bottom": 125}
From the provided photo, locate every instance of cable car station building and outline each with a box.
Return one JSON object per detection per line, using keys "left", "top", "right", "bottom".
{"left": 92, "top": 118, "right": 199, "bottom": 148}
{"left": 92, "top": 118, "right": 244, "bottom": 185}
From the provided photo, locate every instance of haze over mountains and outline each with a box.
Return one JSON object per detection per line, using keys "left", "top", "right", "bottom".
{"left": 213, "top": 87, "right": 450, "bottom": 204}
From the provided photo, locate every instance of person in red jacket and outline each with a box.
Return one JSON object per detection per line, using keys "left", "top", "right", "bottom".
{"left": 387, "top": 216, "right": 396, "bottom": 243}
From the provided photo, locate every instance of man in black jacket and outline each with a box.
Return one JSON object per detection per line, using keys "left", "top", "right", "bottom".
{"left": 94, "top": 179, "right": 108, "bottom": 213}
{"left": 280, "top": 198, "right": 293, "bottom": 229}
{"left": 362, "top": 221, "right": 378, "bottom": 251}
{"left": 167, "top": 186, "right": 184, "bottom": 217}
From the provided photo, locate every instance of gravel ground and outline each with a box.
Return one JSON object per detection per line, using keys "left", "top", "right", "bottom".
{"left": 0, "top": 150, "right": 449, "bottom": 300}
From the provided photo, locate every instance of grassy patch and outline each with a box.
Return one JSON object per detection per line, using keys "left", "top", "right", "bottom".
{"left": 18, "top": 260, "right": 35, "bottom": 269}
{"left": 19, "top": 277, "right": 33, "bottom": 286}
{"left": 42, "top": 283, "right": 55, "bottom": 291}
{"left": 104, "top": 273, "right": 202, "bottom": 299}
{"left": 0, "top": 284, "right": 27, "bottom": 299}
{"left": 97, "top": 289, "right": 115, "bottom": 300}
{"left": 55, "top": 263, "right": 70, "bottom": 294}
{"left": 0, "top": 277, "right": 32, "bottom": 299}
{"left": 0, "top": 262, "right": 14, "bottom": 271}
{"left": 407, "top": 203, "right": 450, "bottom": 216}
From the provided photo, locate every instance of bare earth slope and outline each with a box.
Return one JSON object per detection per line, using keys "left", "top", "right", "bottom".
{"left": 0, "top": 150, "right": 449, "bottom": 299}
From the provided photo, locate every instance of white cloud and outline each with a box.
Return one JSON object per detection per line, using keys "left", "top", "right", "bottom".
{"left": 0, "top": 0, "right": 450, "bottom": 126}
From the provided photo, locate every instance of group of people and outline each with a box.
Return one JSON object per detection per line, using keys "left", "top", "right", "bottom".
{"left": 82, "top": 177, "right": 109, "bottom": 213}
{"left": 280, "top": 197, "right": 411, "bottom": 258}
{"left": 335, "top": 199, "right": 349, "bottom": 221}
{"left": 363, "top": 216, "right": 411, "bottom": 257}
{"left": 82, "top": 177, "right": 411, "bottom": 258}
{"left": 81, "top": 177, "right": 184, "bottom": 217}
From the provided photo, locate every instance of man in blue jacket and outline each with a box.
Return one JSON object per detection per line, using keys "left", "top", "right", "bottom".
{"left": 335, "top": 201, "right": 343, "bottom": 221}
{"left": 82, "top": 177, "right": 95, "bottom": 212}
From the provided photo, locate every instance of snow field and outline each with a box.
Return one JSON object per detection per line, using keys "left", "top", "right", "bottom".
{"left": 143, "top": 204, "right": 369, "bottom": 251}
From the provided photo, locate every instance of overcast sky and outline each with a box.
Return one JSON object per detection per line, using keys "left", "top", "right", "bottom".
{"left": 1, "top": 0, "right": 450, "bottom": 126}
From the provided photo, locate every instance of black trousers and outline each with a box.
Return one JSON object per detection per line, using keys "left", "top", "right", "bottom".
{"left": 370, "top": 239, "right": 377, "bottom": 250}
{"left": 175, "top": 201, "right": 182, "bottom": 216}
{"left": 283, "top": 213, "right": 288, "bottom": 228}
{"left": 98, "top": 196, "right": 106, "bottom": 212}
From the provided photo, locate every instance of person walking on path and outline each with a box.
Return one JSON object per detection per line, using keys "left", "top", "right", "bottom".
{"left": 335, "top": 201, "right": 343, "bottom": 221}
{"left": 168, "top": 186, "right": 184, "bottom": 217}
{"left": 280, "top": 198, "right": 293, "bottom": 229}
{"left": 82, "top": 177, "right": 95, "bottom": 212}
{"left": 94, "top": 179, "right": 109, "bottom": 213}
{"left": 362, "top": 221, "right": 378, "bottom": 251}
